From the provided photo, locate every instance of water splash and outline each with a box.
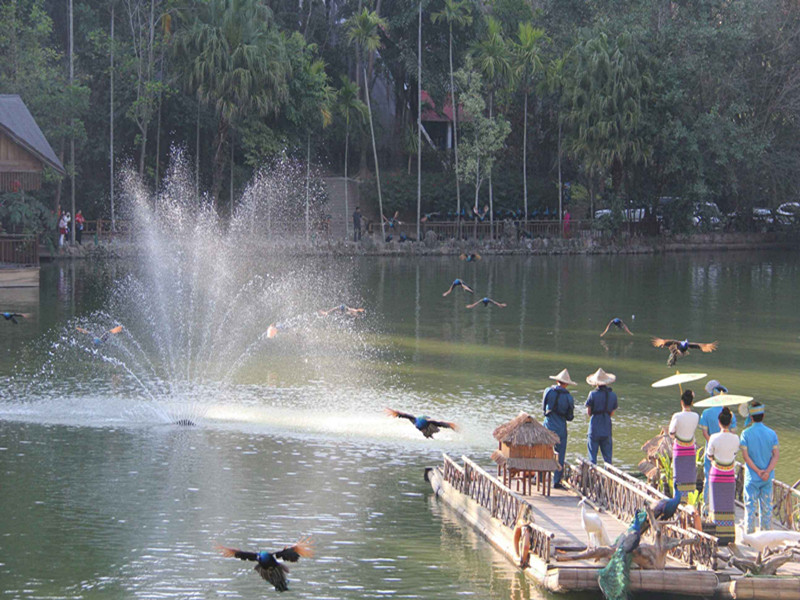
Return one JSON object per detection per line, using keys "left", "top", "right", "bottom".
{"left": 25, "top": 150, "right": 376, "bottom": 427}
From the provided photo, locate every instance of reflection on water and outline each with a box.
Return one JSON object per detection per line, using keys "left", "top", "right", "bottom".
{"left": 1, "top": 251, "right": 799, "bottom": 599}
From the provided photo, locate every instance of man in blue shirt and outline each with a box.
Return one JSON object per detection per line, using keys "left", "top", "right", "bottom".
{"left": 739, "top": 402, "right": 779, "bottom": 532}
{"left": 700, "top": 380, "right": 737, "bottom": 501}
{"left": 542, "top": 368, "right": 577, "bottom": 489}
{"left": 585, "top": 368, "right": 618, "bottom": 465}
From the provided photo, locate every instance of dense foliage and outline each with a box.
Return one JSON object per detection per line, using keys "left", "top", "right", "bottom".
{"left": 1, "top": 0, "right": 799, "bottom": 233}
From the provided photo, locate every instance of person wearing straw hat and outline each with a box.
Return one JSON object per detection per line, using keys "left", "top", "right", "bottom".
{"left": 542, "top": 368, "right": 577, "bottom": 489}
{"left": 699, "top": 379, "right": 737, "bottom": 507}
{"left": 739, "top": 402, "right": 779, "bottom": 533}
{"left": 585, "top": 368, "right": 618, "bottom": 465}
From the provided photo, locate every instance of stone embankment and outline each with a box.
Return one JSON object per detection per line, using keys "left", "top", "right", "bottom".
{"left": 47, "top": 231, "right": 796, "bottom": 259}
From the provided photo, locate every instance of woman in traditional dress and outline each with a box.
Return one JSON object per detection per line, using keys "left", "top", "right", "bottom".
{"left": 669, "top": 389, "right": 700, "bottom": 499}
{"left": 706, "top": 406, "right": 740, "bottom": 544}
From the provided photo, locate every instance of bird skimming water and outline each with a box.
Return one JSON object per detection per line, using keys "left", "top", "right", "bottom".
{"left": 76, "top": 325, "right": 124, "bottom": 346}
{"left": 2, "top": 312, "right": 30, "bottom": 324}
{"left": 385, "top": 408, "right": 459, "bottom": 438}
{"left": 218, "top": 537, "right": 313, "bottom": 592}
{"left": 600, "top": 318, "right": 633, "bottom": 337}
{"left": 651, "top": 337, "right": 718, "bottom": 367}
{"left": 466, "top": 297, "right": 506, "bottom": 309}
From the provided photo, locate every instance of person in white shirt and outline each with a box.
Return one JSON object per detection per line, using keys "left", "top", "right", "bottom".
{"left": 705, "top": 406, "right": 740, "bottom": 544}
{"left": 669, "top": 389, "right": 700, "bottom": 497}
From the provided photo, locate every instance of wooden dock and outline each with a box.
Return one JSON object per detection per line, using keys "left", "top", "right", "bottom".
{"left": 427, "top": 454, "right": 800, "bottom": 599}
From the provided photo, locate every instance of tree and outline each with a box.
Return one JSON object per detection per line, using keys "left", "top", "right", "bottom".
{"left": 336, "top": 76, "right": 367, "bottom": 240}
{"left": 563, "top": 30, "right": 650, "bottom": 201}
{"left": 431, "top": 0, "right": 472, "bottom": 238}
{"left": 470, "top": 16, "right": 512, "bottom": 238}
{"left": 455, "top": 62, "right": 510, "bottom": 237}
{"left": 174, "top": 0, "right": 289, "bottom": 208}
{"left": 346, "top": 8, "right": 388, "bottom": 241}
{"left": 513, "top": 23, "right": 547, "bottom": 222}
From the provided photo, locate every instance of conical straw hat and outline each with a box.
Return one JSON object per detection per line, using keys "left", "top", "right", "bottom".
{"left": 586, "top": 368, "right": 616, "bottom": 386}
{"left": 549, "top": 368, "right": 578, "bottom": 386}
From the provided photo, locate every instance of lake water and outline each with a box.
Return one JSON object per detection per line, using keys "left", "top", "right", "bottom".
{"left": 1, "top": 251, "right": 798, "bottom": 599}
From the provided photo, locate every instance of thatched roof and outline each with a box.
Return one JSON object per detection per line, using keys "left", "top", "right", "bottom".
{"left": 492, "top": 412, "right": 559, "bottom": 446}
{"left": 491, "top": 450, "right": 561, "bottom": 472}
{"left": 641, "top": 427, "right": 673, "bottom": 459}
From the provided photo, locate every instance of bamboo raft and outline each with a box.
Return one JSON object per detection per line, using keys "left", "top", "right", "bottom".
{"left": 427, "top": 454, "right": 800, "bottom": 599}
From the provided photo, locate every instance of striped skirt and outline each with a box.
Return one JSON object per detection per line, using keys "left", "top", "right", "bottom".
{"left": 709, "top": 463, "right": 736, "bottom": 544}
{"left": 673, "top": 440, "right": 697, "bottom": 497}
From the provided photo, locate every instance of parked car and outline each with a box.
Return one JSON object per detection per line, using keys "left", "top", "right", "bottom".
{"left": 693, "top": 202, "right": 722, "bottom": 229}
{"left": 594, "top": 208, "right": 646, "bottom": 222}
{"left": 776, "top": 202, "right": 800, "bottom": 225}
{"left": 752, "top": 207, "right": 774, "bottom": 223}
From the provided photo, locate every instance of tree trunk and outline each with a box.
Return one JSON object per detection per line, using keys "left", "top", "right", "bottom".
{"left": 474, "top": 154, "right": 480, "bottom": 239}
{"left": 558, "top": 119, "right": 562, "bottom": 228}
{"left": 109, "top": 2, "right": 115, "bottom": 231}
{"left": 210, "top": 118, "right": 228, "bottom": 209}
{"left": 364, "top": 65, "right": 385, "bottom": 241}
{"left": 449, "top": 24, "right": 461, "bottom": 239}
{"left": 488, "top": 92, "right": 494, "bottom": 240}
{"left": 69, "top": 0, "right": 76, "bottom": 243}
{"left": 195, "top": 97, "right": 200, "bottom": 200}
{"left": 523, "top": 93, "right": 528, "bottom": 222}
{"left": 416, "top": 0, "right": 422, "bottom": 242}
{"left": 344, "top": 118, "right": 350, "bottom": 240}
{"left": 230, "top": 130, "right": 234, "bottom": 209}
{"left": 305, "top": 132, "right": 311, "bottom": 241}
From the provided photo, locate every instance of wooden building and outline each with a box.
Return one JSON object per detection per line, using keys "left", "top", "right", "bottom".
{"left": 492, "top": 412, "right": 561, "bottom": 496}
{"left": 0, "top": 94, "right": 65, "bottom": 191}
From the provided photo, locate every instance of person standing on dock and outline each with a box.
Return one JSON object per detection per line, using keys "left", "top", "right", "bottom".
{"left": 585, "top": 368, "right": 618, "bottom": 465}
{"left": 706, "top": 406, "right": 739, "bottom": 545}
{"left": 699, "top": 379, "right": 737, "bottom": 506}
{"left": 669, "top": 389, "right": 700, "bottom": 498}
{"left": 542, "top": 368, "right": 577, "bottom": 489}
{"left": 739, "top": 402, "right": 779, "bottom": 533}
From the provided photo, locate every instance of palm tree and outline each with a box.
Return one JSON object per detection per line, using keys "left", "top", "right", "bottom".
{"left": 336, "top": 76, "right": 368, "bottom": 240}
{"left": 471, "top": 17, "right": 512, "bottom": 238}
{"left": 175, "top": 0, "right": 288, "bottom": 208}
{"left": 513, "top": 23, "right": 547, "bottom": 223}
{"left": 346, "top": 8, "right": 388, "bottom": 241}
{"left": 431, "top": 0, "right": 472, "bottom": 238}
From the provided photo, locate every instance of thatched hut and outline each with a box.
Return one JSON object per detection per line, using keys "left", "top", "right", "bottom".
{"left": 638, "top": 428, "right": 673, "bottom": 485}
{"left": 492, "top": 412, "right": 560, "bottom": 496}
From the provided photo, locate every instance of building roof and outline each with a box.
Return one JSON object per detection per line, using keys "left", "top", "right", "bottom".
{"left": 491, "top": 451, "right": 561, "bottom": 472}
{"left": 420, "top": 90, "right": 465, "bottom": 123}
{"left": 492, "top": 412, "right": 560, "bottom": 446}
{"left": 0, "top": 95, "right": 65, "bottom": 175}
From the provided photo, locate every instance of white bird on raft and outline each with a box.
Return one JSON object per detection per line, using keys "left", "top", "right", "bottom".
{"left": 735, "top": 525, "right": 800, "bottom": 554}
{"left": 579, "top": 497, "right": 611, "bottom": 548}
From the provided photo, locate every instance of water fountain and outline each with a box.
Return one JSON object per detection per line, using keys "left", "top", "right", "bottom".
{"left": 13, "top": 151, "right": 390, "bottom": 431}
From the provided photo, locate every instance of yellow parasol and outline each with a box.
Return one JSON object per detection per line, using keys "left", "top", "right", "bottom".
{"left": 693, "top": 393, "right": 753, "bottom": 408}
{"left": 651, "top": 372, "right": 707, "bottom": 388}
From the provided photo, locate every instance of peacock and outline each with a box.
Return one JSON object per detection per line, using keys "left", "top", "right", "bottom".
{"left": 641, "top": 489, "right": 682, "bottom": 536}
{"left": 385, "top": 408, "right": 459, "bottom": 438}
{"left": 218, "top": 537, "right": 313, "bottom": 592}
{"left": 651, "top": 337, "right": 718, "bottom": 367}
{"left": 2, "top": 312, "right": 30, "bottom": 324}
{"left": 579, "top": 497, "right": 611, "bottom": 548}
{"left": 597, "top": 510, "right": 648, "bottom": 600}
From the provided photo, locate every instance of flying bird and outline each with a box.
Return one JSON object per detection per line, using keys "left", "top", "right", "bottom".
{"left": 579, "top": 497, "right": 611, "bottom": 548}
{"left": 600, "top": 318, "right": 633, "bottom": 337}
{"left": 442, "top": 279, "right": 474, "bottom": 296}
{"left": 597, "top": 510, "right": 647, "bottom": 600}
{"left": 420, "top": 212, "right": 440, "bottom": 223}
{"left": 266, "top": 322, "right": 286, "bottom": 339}
{"left": 76, "top": 325, "right": 123, "bottom": 346}
{"left": 459, "top": 253, "right": 481, "bottom": 262}
{"left": 2, "top": 312, "right": 30, "bottom": 324}
{"left": 473, "top": 205, "right": 489, "bottom": 222}
{"left": 385, "top": 408, "right": 459, "bottom": 439}
{"left": 465, "top": 297, "right": 507, "bottom": 309}
{"left": 318, "top": 305, "right": 365, "bottom": 317}
{"left": 382, "top": 211, "right": 402, "bottom": 228}
{"left": 218, "top": 538, "right": 314, "bottom": 592}
{"left": 651, "top": 337, "right": 718, "bottom": 367}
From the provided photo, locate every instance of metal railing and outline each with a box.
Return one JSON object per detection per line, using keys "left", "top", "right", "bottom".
{"left": 0, "top": 235, "right": 39, "bottom": 266}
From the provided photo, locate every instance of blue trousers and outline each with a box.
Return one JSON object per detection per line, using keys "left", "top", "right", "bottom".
{"left": 588, "top": 436, "right": 612, "bottom": 465}
{"left": 544, "top": 418, "right": 567, "bottom": 485}
{"left": 744, "top": 476, "right": 774, "bottom": 533}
